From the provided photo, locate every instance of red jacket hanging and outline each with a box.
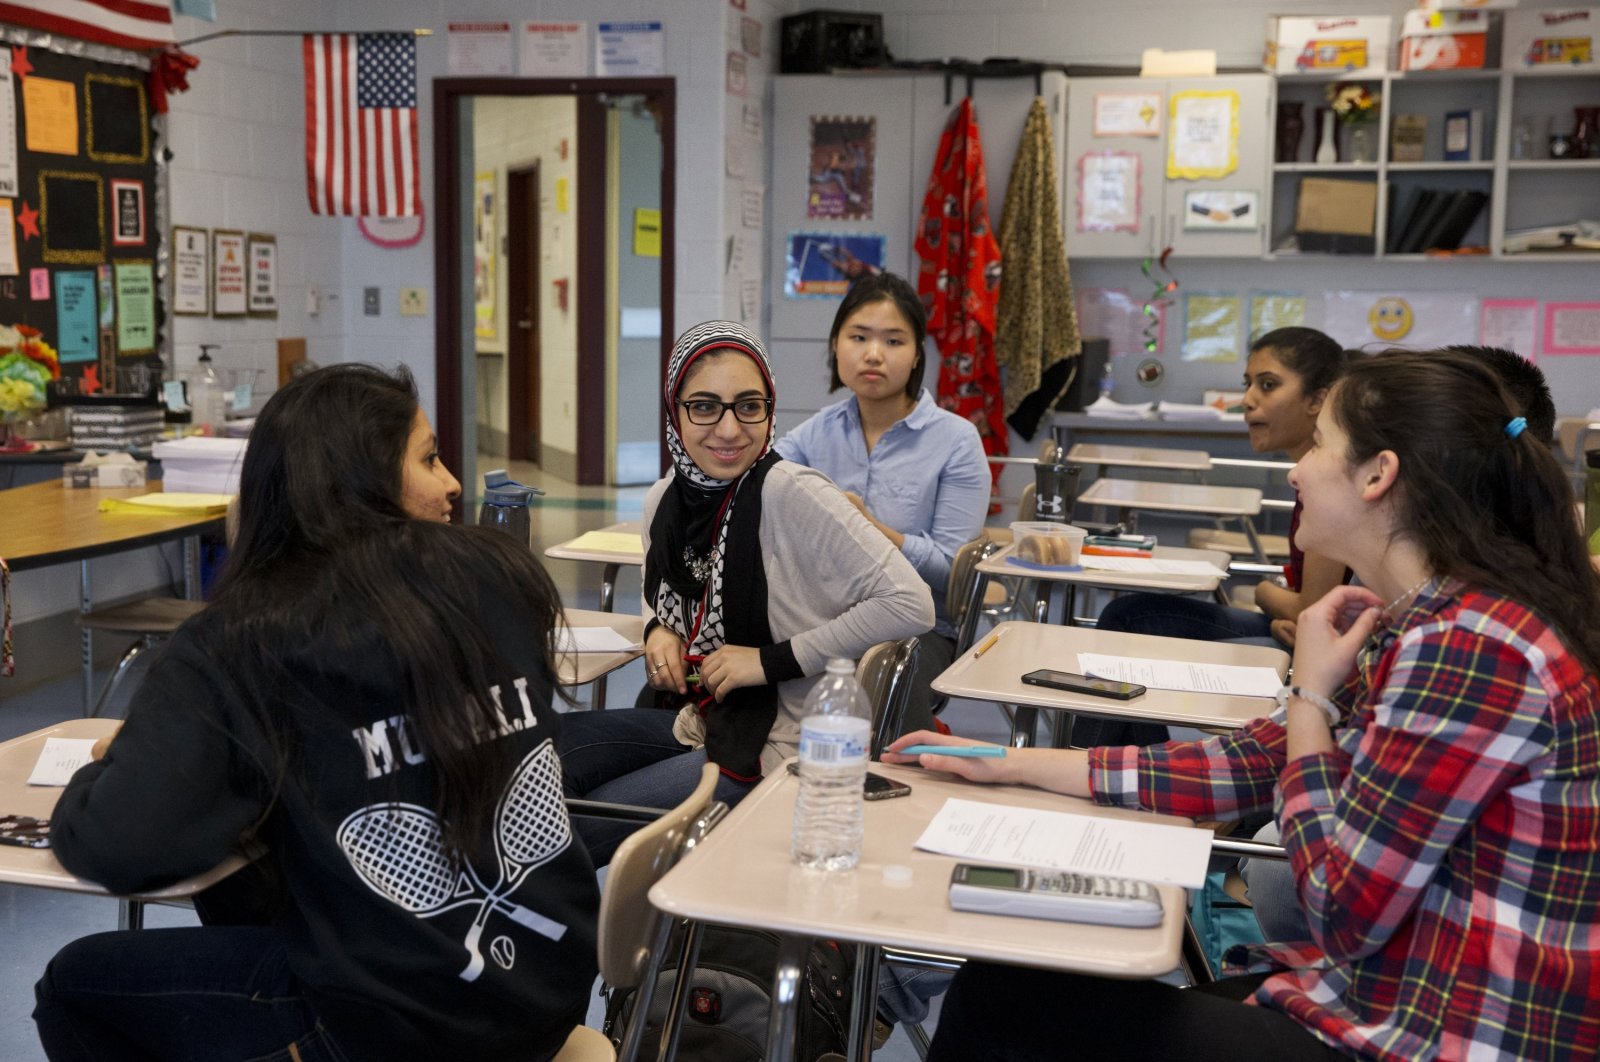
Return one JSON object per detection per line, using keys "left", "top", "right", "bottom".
{"left": 915, "top": 98, "right": 1009, "bottom": 486}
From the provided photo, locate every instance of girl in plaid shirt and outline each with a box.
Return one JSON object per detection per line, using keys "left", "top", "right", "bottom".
{"left": 889, "top": 348, "right": 1600, "bottom": 1061}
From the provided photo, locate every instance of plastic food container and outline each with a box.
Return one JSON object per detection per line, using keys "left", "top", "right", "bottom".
{"left": 1009, "top": 522, "right": 1087, "bottom": 567}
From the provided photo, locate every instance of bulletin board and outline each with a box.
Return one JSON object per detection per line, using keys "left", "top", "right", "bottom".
{"left": 0, "top": 27, "right": 163, "bottom": 386}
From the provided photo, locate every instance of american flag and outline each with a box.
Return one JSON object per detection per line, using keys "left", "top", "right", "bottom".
{"left": 0, "top": 0, "right": 174, "bottom": 51}
{"left": 303, "top": 33, "right": 420, "bottom": 217}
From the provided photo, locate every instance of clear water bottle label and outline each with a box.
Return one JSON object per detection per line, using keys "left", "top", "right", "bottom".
{"left": 799, "top": 724, "right": 867, "bottom": 765}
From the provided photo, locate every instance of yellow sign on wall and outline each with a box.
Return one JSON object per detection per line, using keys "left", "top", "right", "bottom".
{"left": 633, "top": 207, "right": 661, "bottom": 258}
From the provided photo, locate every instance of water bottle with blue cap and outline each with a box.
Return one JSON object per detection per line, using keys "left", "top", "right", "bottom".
{"left": 478, "top": 469, "right": 544, "bottom": 548}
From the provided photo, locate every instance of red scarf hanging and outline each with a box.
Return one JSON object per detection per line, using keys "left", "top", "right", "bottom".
{"left": 915, "top": 97, "right": 1009, "bottom": 499}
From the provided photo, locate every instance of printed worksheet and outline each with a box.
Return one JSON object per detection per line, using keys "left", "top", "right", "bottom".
{"left": 1077, "top": 654, "right": 1280, "bottom": 697}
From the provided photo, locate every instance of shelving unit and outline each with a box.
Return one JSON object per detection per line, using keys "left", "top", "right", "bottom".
{"left": 1262, "top": 68, "right": 1599, "bottom": 263}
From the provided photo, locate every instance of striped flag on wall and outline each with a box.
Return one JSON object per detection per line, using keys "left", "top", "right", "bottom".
{"left": 303, "top": 33, "right": 420, "bottom": 217}
{"left": 0, "top": 0, "right": 175, "bottom": 52}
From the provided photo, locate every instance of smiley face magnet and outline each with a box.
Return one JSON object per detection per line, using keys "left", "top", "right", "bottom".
{"left": 1368, "top": 297, "right": 1414, "bottom": 342}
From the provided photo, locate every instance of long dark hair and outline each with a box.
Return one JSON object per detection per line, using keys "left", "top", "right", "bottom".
{"left": 1251, "top": 327, "right": 1349, "bottom": 397}
{"left": 1330, "top": 349, "right": 1600, "bottom": 675}
{"left": 213, "top": 364, "right": 566, "bottom": 857}
{"left": 827, "top": 271, "right": 928, "bottom": 398}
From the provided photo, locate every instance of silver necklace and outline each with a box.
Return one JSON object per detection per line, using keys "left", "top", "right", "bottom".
{"left": 1383, "top": 575, "right": 1432, "bottom": 616}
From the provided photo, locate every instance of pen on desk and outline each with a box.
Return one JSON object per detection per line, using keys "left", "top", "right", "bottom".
{"left": 972, "top": 630, "right": 1002, "bottom": 659}
{"left": 899, "top": 744, "right": 1006, "bottom": 758}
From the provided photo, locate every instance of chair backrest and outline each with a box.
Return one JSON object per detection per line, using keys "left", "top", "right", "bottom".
{"left": 946, "top": 532, "right": 1010, "bottom": 629}
{"left": 596, "top": 762, "right": 721, "bottom": 992}
{"left": 857, "top": 637, "right": 919, "bottom": 754}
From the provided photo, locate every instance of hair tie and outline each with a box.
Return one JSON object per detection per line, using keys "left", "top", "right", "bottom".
{"left": 1504, "top": 416, "right": 1527, "bottom": 439}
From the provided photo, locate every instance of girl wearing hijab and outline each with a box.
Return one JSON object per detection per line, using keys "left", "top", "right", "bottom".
{"left": 558, "top": 321, "right": 933, "bottom": 860}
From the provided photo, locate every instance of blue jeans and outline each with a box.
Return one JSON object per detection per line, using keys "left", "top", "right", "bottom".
{"left": 1095, "top": 592, "right": 1276, "bottom": 642}
{"left": 557, "top": 707, "right": 757, "bottom": 864}
{"left": 34, "top": 926, "right": 347, "bottom": 1062}
{"left": 1238, "top": 822, "right": 1312, "bottom": 943}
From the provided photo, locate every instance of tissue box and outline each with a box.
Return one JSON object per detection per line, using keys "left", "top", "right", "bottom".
{"left": 1400, "top": 9, "right": 1502, "bottom": 70}
{"left": 62, "top": 452, "right": 149, "bottom": 489}
{"left": 1265, "top": 16, "right": 1391, "bottom": 75}
{"left": 1506, "top": 7, "right": 1597, "bottom": 67}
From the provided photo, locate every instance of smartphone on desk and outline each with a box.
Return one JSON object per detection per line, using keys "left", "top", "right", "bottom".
{"left": 1021, "top": 669, "right": 1146, "bottom": 700}
{"left": 786, "top": 762, "right": 912, "bottom": 800}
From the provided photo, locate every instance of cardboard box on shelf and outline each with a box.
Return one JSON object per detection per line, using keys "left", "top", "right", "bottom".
{"left": 1295, "top": 177, "right": 1378, "bottom": 254}
{"left": 1505, "top": 7, "right": 1597, "bottom": 68}
{"left": 1265, "top": 16, "right": 1391, "bottom": 76}
{"left": 1400, "top": 9, "right": 1503, "bottom": 70}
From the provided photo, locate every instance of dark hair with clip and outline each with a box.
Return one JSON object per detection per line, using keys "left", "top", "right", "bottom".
{"left": 1330, "top": 348, "right": 1600, "bottom": 674}
{"left": 1444, "top": 345, "right": 1556, "bottom": 447}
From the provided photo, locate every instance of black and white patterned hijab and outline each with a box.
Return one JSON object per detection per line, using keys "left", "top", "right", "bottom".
{"left": 647, "top": 321, "right": 779, "bottom": 653}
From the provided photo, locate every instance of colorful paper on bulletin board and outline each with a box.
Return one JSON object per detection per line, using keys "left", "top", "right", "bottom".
{"left": 633, "top": 207, "right": 661, "bottom": 257}
{"left": 1324, "top": 291, "right": 1478, "bottom": 349}
{"left": 1093, "top": 93, "right": 1161, "bottom": 137}
{"left": 807, "top": 116, "right": 875, "bottom": 221}
{"left": 0, "top": 52, "right": 17, "bottom": 196}
{"left": 784, "top": 231, "right": 885, "bottom": 298}
{"left": 23, "top": 78, "right": 78, "bottom": 155}
{"left": 1076, "top": 288, "right": 1165, "bottom": 358}
{"left": 1076, "top": 152, "right": 1140, "bottom": 233}
{"left": 1167, "top": 90, "right": 1237, "bottom": 180}
{"left": 113, "top": 261, "right": 155, "bottom": 354}
{"left": 1182, "top": 293, "right": 1241, "bottom": 363}
{"left": 1542, "top": 301, "right": 1600, "bottom": 356}
{"left": 1479, "top": 298, "right": 1539, "bottom": 357}
{"left": 53, "top": 271, "right": 97, "bottom": 363}
{"left": 0, "top": 198, "right": 15, "bottom": 275}
{"left": 1250, "top": 293, "right": 1305, "bottom": 341}
{"left": 555, "top": 177, "right": 569, "bottom": 214}
{"left": 473, "top": 172, "right": 496, "bottom": 341}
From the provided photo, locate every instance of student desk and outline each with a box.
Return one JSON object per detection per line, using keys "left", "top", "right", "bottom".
{"left": 557, "top": 608, "right": 644, "bottom": 692}
{"left": 933, "top": 620, "right": 1288, "bottom": 746}
{"left": 0, "top": 481, "right": 224, "bottom": 709}
{"left": 648, "top": 758, "right": 1190, "bottom": 1062}
{"left": 1066, "top": 443, "right": 1211, "bottom": 481}
{"left": 543, "top": 522, "right": 644, "bottom": 708}
{"left": 0, "top": 718, "right": 249, "bottom": 930}
{"left": 1078, "top": 478, "right": 1267, "bottom": 562}
{"left": 955, "top": 543, "right": 1231, "bottom": 652}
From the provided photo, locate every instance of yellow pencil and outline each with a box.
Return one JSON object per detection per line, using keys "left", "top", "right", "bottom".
{"left": 972, "top": 631, "right": 1002, "bottom": 659}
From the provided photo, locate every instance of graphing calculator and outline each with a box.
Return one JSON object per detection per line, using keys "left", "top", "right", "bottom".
{"left": 948, "top": 864, "right": 1163, "bottom": 927}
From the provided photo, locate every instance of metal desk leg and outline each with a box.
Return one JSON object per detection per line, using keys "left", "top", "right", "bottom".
{"left": 80, "top": 559, "right": 94, "bottom": 713}
{"left": 1010, "top": 706, "right": 1038, "bottom": 748}
{"left": 592, "top": 562, "right": 623, "bottom": 711}
{"left": 765, "top": 934, "right": 809, "bottom": 1062}
{"left": 1239, "top": 517, "right": 1268, "bottom": 564}
{"left": 182, "top": 534, "right": 201, "bottom": 600}
{"left": 847, "top": 943, "right": 883, "bottom": 1062}
{"left": 117, "top": 899, "right": 144, "bottom": 931}
{"left": 658, "top": 919, "right": 706, "bottom": 1062}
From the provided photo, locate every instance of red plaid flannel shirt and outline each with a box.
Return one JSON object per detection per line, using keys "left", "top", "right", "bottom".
{"left": 1090, "top": 580, "right": 1600, "bottom": 1060}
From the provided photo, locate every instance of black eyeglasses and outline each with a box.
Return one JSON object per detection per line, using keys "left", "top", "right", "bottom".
{"left": 678, "top": 397, "right": 773, "bottom": 425}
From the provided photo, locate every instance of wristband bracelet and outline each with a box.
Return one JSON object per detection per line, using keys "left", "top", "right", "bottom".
{"left": 1275, "top": 685, "right": 1342, "bottom": 727}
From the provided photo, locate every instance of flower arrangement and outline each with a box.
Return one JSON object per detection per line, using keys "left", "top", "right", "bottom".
{"left": 0, "top": 324, "right": 61, "bottom": 420}
{"left": 1326, "top": 82, "right": 1379, "bottom": 125}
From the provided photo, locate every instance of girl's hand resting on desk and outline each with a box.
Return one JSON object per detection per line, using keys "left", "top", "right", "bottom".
{"left": 700, "top": 645, "right": 766, "bottom": 702}
{"left": 883, "top": 731, "right": 1017, "bottom": 784}
{"left": 644, "top": 627, "right": 689, "bottom": 695}
{"left": 1291, "top": 584, "right": 1384, "bottom": 699}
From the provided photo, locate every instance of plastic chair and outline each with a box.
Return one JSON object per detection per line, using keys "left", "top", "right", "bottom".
{"left": 78, "top": 598, "right": 207, "bottom": 717}
{"left": 856, "top": 637, "right": 920, "bottom": 756}
{"left": 553, "top": 1026, "right": 617, "bottom": 1061}
{"left": 599, "top": 762, "right": 724, "bottom": 1062}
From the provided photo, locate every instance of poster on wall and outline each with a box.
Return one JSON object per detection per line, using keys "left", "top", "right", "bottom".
{"left": 1543, "top": 301, "right": 1600, "bottom": 356}
{"left": 726, "top": 52, "right": 747, "bottom": 97}
{"left": 1479, "top": 298, "right": 1538, "bottom": 356}
{"left": 54, "top": 270, "right": 97, "bottom": 363}
{"left": 1167, "top": 90, "right": 1238, "bottom": 180}
{"left": 1323, "top": 290, "right": 1478, "bottom": 349}
{"left": 113, "top": 260, "right": 156, "bottom": 354}
{"left": 212, "top": 229, "right": 247, "bottom": 316}
{"left": 1076, "top": 152, "right": 1140, "bottom": 233}
{"left": 111, "top": 179, "right": 144, "bottom": 246}
{"left": 1182, "top": 293, "right": 1242, "bottom": 363}
{"left": 247, "top": 233, "right": 277, "bottom": 316}
{"left": 447, "top": 22, "right": 513, "bottom": 75}
{"left": 785, "top": 231, "right": 885, "bottom": 298}
{"left": 1250, "top": 293, "right": 1305, "bottom": 340}
{"left": 0, "top": 198, "right": 15, "bottom": 275}
{"left": 595, "top": 21, "right": 664, "bottom": 77}
{"left": 521, "top": 22, "right": 587, "bottom": 76}
{"left": 807, "top": 117, "right": 874, "bottom": 221}
{"left": 474, "top": 172, "right": 497, "bottom": 340}
{"left": 1183, "top": 190, "right": 1257, "bottom": 230}
{"left": 1093, "top": 93, "right": 1161, "bottom": 137}
{"left": 172, "top": 226, "right": 208, "bottom": 315}
{"left": 0, "top": 52, "right": 17, "bottom": 196}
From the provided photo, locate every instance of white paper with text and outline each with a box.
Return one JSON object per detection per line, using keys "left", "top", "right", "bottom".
{"left": 1077, "top": 653, "right": 1280, "bottom": 697}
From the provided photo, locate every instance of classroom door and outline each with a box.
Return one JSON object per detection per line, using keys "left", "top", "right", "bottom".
{"left": 606, "top": 95, "right": 663, "bottom": 484}
{"left": 507, "top": 165, "right": 542, "bottom": 463}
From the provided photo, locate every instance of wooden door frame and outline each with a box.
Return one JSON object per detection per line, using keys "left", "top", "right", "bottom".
{"left": 433, "top": 77, "right": 676, "bottom": 488}
{"left": 506, "top": 163, "right": 540, "bottom": 464}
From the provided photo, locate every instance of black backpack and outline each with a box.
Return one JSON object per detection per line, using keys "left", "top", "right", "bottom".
{"left": 606, "top": 923, "right": 854, "bottom": 1061}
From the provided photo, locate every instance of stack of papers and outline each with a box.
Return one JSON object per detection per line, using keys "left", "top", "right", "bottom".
{"left": 1076, "top": 653, "right": 1282, "bottom": 697}
{"left": 152, "top": 436, "right": 249, "bottom": 494}
{"left": 557, "top": 530, "right": 643, "bottom": 555}
{"left": 1084, "top": 396, "right": 1155, "bottom": 420}
{"left": 1079, "top": 555, "right": 1229, "bottom": 578}
{"left": 99, "top": 492, "right": 232, "bottom": 516}
{"left": 555, "top": 626, "right": 642, "bottom": 654}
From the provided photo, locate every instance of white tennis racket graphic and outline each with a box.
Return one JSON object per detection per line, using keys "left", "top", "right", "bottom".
{"left": 337, "top": 742, "right": 571, "bottom": 982}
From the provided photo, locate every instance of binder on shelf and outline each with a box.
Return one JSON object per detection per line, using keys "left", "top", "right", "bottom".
{"left": 1391, "top": 114, "right": 1427, "bottom": 162}
{"left": 1393, "top": 189, "right": 1443, "bottom": 254}
{"left": 1417, "top": 190, "right": 1488, "bottom": 252}
{"left": 1443, "top": 108, "right": 1484, "bottom": 162}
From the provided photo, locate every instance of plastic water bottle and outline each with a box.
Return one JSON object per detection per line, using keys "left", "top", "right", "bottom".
{"left": 190, "top": 345, "right": 227, "bottom": 436}
{"left": 792, "top": 658, "right": 871, "bottom": 870}
{"left": 478, "top": 469, "right": 544, "bottom": 548}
